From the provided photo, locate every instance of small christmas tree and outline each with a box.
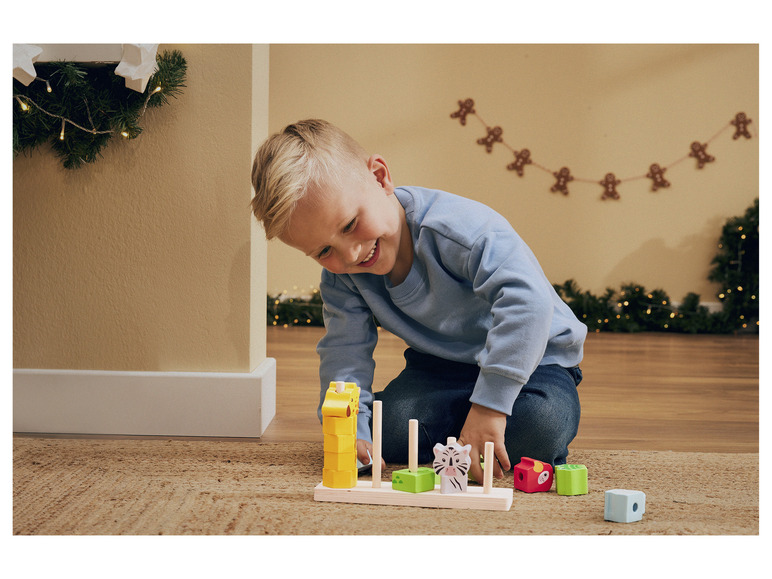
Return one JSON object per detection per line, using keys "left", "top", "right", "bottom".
{"left": 708, "top": 198, "right": 759, "bottom": 332}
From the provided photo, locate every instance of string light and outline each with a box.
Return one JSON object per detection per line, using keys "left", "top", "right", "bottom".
{"left": 14, "top": 78, "right": 165, "bottom": 141}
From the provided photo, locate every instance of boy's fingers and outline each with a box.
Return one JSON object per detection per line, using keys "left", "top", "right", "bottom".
{"left": 496, "top": 446, "right": 511, "bottom": 475}
{"left": 467, "top": 447, "right": 483, "bottom": 483}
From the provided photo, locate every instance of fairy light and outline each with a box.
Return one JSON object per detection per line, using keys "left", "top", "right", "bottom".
{"left": 14, "top": 79, "right": 165, "bottom": 141}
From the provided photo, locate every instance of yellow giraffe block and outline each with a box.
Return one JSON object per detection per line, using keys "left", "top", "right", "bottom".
{"left": 324, "top": 451, "right": 357, "bottom": 471}
{"left": 321, "top": 381, "right": 360, "bottom": 418}
{"left": 322, "top": 468, "right": 357, "bottom": 489}
{"left": 323, "top": 416, "right": 356, "bottom": 436}
{"left": 324, "top": 433, "right": 356, "bottom": 454}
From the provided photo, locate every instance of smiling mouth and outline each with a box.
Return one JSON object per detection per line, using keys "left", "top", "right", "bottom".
{"left": 358, "top": 240, "right": 379, "bottom": 267}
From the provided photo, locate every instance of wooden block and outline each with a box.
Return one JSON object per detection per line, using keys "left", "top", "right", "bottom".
{"left": 323, "top": 416, "right": 356, "bottom": 436}
{"left": 392, "top": 467, "right": 435, "bottom": 493}
{"left": 324, "top": 433, "right": 355, "bottom": 454}
{"left": 321, "top": 381, "right": 359, "bottom": 418}
{"left": 324, "top": 451, "right": 356, "bottom": 471}
{"left": 604, "top": 489, "right": 646, "bottom": 523}
{"left": 513, "top": 457, "right": 554, "bottom": 493}
{"left": 555, "top": 464, "right": 588, "bottom": 496}
{"left": 314, "top": 480, "right": 513, "bottom": 511}
{"left": 322, "top": 468, "right": 357, "bottom": 489}
{"left": 432, "top": 441, "right": 471, "bottom": 494}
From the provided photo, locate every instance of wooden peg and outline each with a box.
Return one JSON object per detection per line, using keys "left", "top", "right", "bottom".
{"left": 408, "top": 419, "right": 418, "bottom": 473}
{"left": 483, "top": 441, "right": 494, "bottom": 494}
{"left": 372, "top": 400, "right": 382, "bottom": 488}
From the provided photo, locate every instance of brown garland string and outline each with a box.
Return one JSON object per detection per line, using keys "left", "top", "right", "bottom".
{"left": 450, "top": 98, "right": 755, "bottom": 200}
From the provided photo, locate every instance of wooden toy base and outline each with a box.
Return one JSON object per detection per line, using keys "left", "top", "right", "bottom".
{"left": 314, "top": 480, "right": 513, "bottom": 511}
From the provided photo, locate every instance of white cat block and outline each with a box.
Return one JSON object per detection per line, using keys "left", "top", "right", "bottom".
{"left": 604, "top": 489, "right": 646, "bottom": 523}
{"left": 433, "top": 440, "right": 472, "bottom": 494}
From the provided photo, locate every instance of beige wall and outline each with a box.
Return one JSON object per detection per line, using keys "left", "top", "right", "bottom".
{"left": 265, "top": 44, "right": 758, "bottom": 303}
{"left": 13, "top": 44, "right": 268, "bottom": 373}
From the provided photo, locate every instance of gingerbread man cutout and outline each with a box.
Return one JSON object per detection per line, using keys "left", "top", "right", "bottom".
{"left": 477, "top": 126, "right": 503, "bottom": 153}
{"left": 506, "top": 149, "right": 532, "bottom": 176}
{"left": 599, "top": 172, "right": 621, "bottom": 200}
{"left": 646, "top": 163, "right": 670, "bottom": 192}
{"left": 689, "top": 141, "right": 715, "bottom": 169}
{"left": 450, "top": 98, "right": 475, "bottom": 126}
{"left": 731, "top": 112, "right": 752, "bottom": 140}
{"left": 550, "top": 167, "right": 573, "bottom": 195}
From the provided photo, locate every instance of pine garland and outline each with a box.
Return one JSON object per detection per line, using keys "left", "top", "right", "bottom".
{"left": 270, "top": 200, "right": 758, "bottom": 334}
{"left": 13, "top": 50, "right": 187, "bottom": 169}
{"left": 555, "top": 199, "right": 759, "bottom": 334}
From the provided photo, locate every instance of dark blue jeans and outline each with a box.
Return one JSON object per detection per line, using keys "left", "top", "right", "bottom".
{"left": 374, "top": 348, "right": 582, "bottom": 468}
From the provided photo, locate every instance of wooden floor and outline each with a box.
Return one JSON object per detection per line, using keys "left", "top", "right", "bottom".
{"left": 262, "top": 326, "right": 759, "bottom": 453}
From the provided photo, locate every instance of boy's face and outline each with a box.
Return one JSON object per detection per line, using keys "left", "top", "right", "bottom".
{"left": 279, "top": 155, "right": 410, "bottom": 282}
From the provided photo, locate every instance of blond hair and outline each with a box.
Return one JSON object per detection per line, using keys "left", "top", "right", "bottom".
{"left": 251, "top": 119, "right": 370, "bottom": 239}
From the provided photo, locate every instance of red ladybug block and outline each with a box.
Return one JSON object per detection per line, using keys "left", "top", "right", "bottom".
{"left": 513, "top": 457, "right": 554, "bottom": 493}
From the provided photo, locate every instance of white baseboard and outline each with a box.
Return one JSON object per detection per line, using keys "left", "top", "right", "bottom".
{"left": 13, "top": 358, "right": 276, "bottom": 438}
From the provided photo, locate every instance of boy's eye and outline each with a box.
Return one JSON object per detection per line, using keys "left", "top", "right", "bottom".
{"left": 343, "top": 218, "right": 356, "bottom": 233}
{"left": 317, "top": 246, "right": 331, "bottom": 259}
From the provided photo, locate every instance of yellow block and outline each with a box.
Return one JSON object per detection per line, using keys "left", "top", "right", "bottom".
{"left": 324, "top": 451, "right": 357, "bottom": 471}
{"left": 322, "top": 468, "right": 357, "bottom": 489}
{"left": 323, "top": 416, "right": 356, "bottom": 436}
{"left": 324, "top": 433, "right": 355, "bottom": 454}
{"left": 321, "top": 381, "right": 360, "bottom": 418}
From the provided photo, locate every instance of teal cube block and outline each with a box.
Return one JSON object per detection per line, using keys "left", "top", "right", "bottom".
{"left": 604, "top": 489, "right": 645, "bottom": 523}
{"left": 392, "top": 467, "right": 436, "bottom": 493}
{"left": 555, "top": 464, "right": 588, "bottom": 496}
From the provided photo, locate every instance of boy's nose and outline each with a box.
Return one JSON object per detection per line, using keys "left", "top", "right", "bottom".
{"left": 344, "top": 242, "right": 362, "bottom": 266}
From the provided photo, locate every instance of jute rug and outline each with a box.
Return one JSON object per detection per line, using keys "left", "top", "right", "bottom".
{"left": 13, "top": 437, "right": 758, "bottom": 535}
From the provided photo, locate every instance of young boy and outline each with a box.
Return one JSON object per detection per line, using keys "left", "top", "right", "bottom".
{"left": 251, "top": 119, "right": 586, "bottom": 483}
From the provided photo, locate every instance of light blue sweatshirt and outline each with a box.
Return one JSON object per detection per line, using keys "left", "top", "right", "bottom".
{"left": 317, "top": 186, "right": 587, "bottom": 443}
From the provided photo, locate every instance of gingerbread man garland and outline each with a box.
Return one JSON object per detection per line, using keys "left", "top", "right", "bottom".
{"left": 451, "top": 98, "right": 750, "bottom": 199}
{"left": 450, "top": 98, "right": 475, "bottom": 126}
{"left": 506, "top": 149, "right": 532, "bottom": 176}
{"left": 599, "top": 172, "right": 621, "bottom": 200}
{"left": 731, "top": 112, "right": 752, "bottom": 140}
{"left": 646, "top": 163, "right": 670, "bottom": 192}
{"left": 689, "top": 141, "right": 715, "bottom": 169}
{"left": 477, "top": 126, "right": 503, "bottom": 153}
{"left": 551, "top": 167, "right": 573, "bottom": 195}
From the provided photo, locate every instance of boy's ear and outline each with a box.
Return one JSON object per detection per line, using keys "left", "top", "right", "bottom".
{"left": 367, "top": 154, "right": 395, "bottom": 194}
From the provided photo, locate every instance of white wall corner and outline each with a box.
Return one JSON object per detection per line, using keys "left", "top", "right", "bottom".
{"left": 13, "top": 357, "right": 277, "bottom": 438}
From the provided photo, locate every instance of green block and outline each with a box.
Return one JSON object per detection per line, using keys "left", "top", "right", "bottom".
{"left": 555, "top": 464, "right": 588, "bottom": 495}
{"left": 392, "top": 467, "right": 436, "bottom": 493}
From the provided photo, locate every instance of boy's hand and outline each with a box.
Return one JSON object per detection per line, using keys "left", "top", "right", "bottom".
{"left": 458, "top": 403, "right": 510, "bottom": 483}
{"left": 356, "top": 439, "right": 386, "bottom": 471}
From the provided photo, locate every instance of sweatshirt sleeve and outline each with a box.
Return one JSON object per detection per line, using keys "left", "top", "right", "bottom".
{"left": 449, "top": 228, "right": 555, "bottom": 415}
{"left": 316, "top": 271, "right": 379, "bottom": 443}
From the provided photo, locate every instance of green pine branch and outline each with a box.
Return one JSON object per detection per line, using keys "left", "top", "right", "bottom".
{"left": 13, "top": 49, "right": 187, "bottom": 169}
